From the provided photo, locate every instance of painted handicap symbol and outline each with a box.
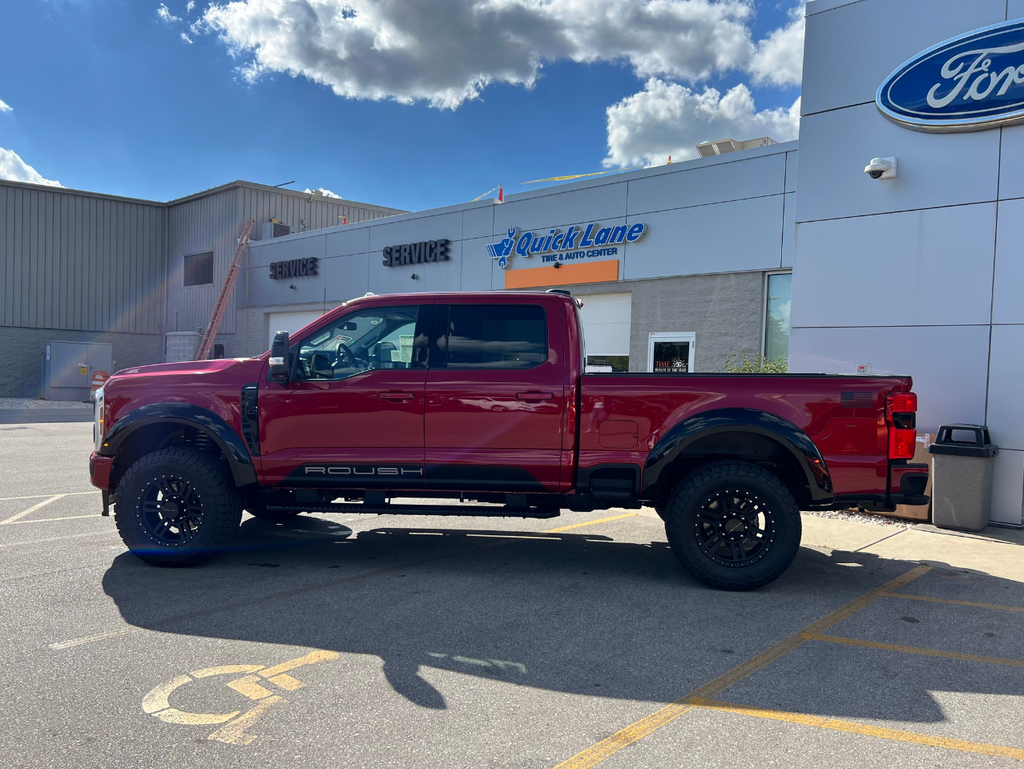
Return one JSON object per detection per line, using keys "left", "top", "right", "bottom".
{"left": 142, "top": 650, "right": 339, "bottom": 745}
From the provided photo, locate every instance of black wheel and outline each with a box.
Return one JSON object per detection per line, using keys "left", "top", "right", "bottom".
{"left": 663, "top": 461, "right": 801, "bottom": 591}
{"left": 245, "top": 500, "right": 301, "bottom": 521}
{"left": 114, "top": 448, "right": 243, "bottom": 566}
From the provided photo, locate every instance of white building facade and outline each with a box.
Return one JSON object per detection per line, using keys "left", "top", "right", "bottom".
{"left": 790, "top": 0, "right": 1024, "bottom": 526}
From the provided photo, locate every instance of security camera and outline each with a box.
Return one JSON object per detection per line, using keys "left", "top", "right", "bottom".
{"left": 864, "top": 157, "right": 897, "bottom": 180}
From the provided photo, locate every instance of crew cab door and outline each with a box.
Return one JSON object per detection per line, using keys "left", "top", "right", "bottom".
{"left": 424, "top": 299, "right": 565, "bottom": 492}
{"left": 257, "top": 302, "right": 432, "bottom": 489}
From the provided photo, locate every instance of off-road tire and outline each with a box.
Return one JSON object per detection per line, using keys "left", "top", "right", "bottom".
{"left": 663, "top": 460, "right": 801, "bottom": 591}
{"left": 245, "top": 501, "right": 301, "bottom": 521}
{"left": 114, "top": 448, "right": 243, "bottom": 567}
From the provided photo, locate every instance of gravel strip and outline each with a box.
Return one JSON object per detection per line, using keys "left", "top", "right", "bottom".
{"left": 802, "top": 508, "right": 914, "bottom": 528}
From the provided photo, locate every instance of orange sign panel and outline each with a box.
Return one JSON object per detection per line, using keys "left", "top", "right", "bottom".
{"left": 504, "top": 260, "right": 619, "bottom": 289}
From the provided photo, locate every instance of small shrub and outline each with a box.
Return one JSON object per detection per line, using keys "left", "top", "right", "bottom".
{"left": 722, "top": 354, "right": 789, "bottom": 373}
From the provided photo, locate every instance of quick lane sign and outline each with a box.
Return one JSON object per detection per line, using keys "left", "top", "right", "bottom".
{"left": 878, "top": 19, "right": 1024, "bottom": 131}
{"left": 486, "top": 222, "right": 647, "bottom": 269}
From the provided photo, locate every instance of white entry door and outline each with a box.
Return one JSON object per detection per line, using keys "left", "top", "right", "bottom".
{"left": 648, "top": 332, "right": 696, "bottom": 373}
{"left": 267, "top": 311, "right": 326, "bottom": 350}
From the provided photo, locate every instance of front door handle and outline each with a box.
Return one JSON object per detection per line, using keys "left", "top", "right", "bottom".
{"left": 379, "top": 391, "right": 415, "bottom": 401}
{"left": 516, "top": 391, "right": 554, "bottom": 401}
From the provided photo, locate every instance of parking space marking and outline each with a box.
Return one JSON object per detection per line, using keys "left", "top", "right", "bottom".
{"left": 689, "top": 698, "right": 1024, "bottom": 761}
{"left": 49, "top": 627, "right": 141, "bottom": 650}
{"left": 0, "top": 491, "right": 99, "bottom": 503}
{"left": 0, "top": 531, "right": 111, "bottom": 550}
{"left": 1, "top": 495, "right": 67, "bottom": 525}
{"left": 141, "top": 651, "right": 340, "bottom": 746}
{"left": 4, "top": 514, "right": 101, "bottom": 525}
{"left": 803, "top": 633, "right": 1024, "bottom": 668}
{"left": 546, "top": 513, "right": 638, "bottom": 533}
{"left": 884, "top": 592, "right": 1024, "bottom": 614}
{"left": 552, "top": 565, "right": 932, "bottom": 769}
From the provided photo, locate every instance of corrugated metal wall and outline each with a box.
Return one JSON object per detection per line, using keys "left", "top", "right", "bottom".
{"left": 166, "top": 186, "right": 397, "bottom": 336}
{"left": 0, "top": 183, "right": 166, "bottom": 334}
{"left": 166, "top": 188, "right": 241, "bottom": 335}
{"left": 241, "top": 188, "right": 390, "bottom": 234}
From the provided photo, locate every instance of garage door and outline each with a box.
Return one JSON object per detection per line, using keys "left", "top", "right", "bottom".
{"left": 267, "top": 311, "right": 326, "bottom": 349}
{"left": 577, "top": 292, "right": 631, "bottom": 357}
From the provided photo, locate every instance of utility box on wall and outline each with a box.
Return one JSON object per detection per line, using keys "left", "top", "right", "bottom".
{"left": 42, "top": 341, "right": 112, "bottom": 402}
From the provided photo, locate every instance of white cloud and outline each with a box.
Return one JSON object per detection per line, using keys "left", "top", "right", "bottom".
{"left": 196, "top": 0, "right": 771, "bottom": 109}
{"left": 0, "top": 148, "right": 63, "bottom": 187}
{"left": 157, "top": 3, "right": 181, "bottom": 24}
{"left": 749, "top": 1, "right": 805, "bottom": 87}
{"left": 181, "top": 32, "right": 193, "bottom": 43}
{"left": 0, "top": 99, "right": 11, "bottom": 113}
{"left": 186, "top": 0, "right": 196, "bottom": 12}
{"left": 305, "top": 187, "right": 341, "bottom": 198}
{"left": 603, "top": 78, "right": 800, "bottom": 166}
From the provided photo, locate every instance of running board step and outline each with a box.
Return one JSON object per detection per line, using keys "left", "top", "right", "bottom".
{"left": 266, "top": 503, "right": 561, "bottom": 519}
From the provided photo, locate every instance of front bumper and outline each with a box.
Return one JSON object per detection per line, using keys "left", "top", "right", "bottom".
{"left": 89, "top": 452, "right": 113, "bottom": 491}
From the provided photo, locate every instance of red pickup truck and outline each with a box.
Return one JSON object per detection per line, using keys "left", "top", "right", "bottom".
{"left": 89, "top": 290, "right": 928, "bottom": 590}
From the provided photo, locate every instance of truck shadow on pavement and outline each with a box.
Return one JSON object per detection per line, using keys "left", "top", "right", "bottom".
{"left": 102, "top": 515, "right": 1024, "bottom": 725}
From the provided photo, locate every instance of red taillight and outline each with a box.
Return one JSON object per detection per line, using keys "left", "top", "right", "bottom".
{"left": 886, "top": 392, "right": 917, "bottom": 420}
{"left": 886, "top": 391, "right": 918, "bottom": 459}
{"left": 889, "top": 428, "right": 916, "bottom": 459}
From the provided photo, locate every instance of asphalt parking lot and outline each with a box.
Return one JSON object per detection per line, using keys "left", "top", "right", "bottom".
{"left": 2, "top": 421, "right": 1024, "bottom": 768}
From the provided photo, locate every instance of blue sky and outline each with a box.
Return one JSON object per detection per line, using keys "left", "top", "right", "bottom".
{"left": 0, "top": 1, "right": 803, "bottom": 212}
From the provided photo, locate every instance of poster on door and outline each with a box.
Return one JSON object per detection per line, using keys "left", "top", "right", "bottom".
{"left": 652, "top": 341, "right": 690, "bottom": 373}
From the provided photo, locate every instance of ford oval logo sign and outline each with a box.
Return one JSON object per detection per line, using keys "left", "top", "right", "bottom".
{"left": 878, "top": 20, "right": 1024, "bottom": 132}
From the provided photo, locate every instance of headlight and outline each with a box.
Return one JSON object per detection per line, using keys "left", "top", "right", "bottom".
{"left": 94, "top": 386, "right": 105, "bottom": 451}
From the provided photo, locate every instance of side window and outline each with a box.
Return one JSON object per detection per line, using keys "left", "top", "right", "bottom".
{"left": 295, "top": 305, "right": 426, "bottom": 381}
{"left": 444, "top": 304, "right": 548, "bottom": 370}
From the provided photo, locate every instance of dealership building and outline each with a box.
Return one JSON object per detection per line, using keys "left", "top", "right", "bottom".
{"left": 1, "top": 0, "right": 1023, "bottom": 527}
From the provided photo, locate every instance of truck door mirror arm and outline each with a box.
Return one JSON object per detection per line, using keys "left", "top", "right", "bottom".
{"left": 269, "top": 331, "right": 291, "bottom": 383}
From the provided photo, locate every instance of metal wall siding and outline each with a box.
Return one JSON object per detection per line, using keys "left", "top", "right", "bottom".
{"left": 0, "top": 185, "right": 166, "bottom": 335}
{"left": 166, "top": 187, "right": 240, "bottom": 335}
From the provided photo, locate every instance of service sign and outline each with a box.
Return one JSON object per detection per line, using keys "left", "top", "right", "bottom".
{"left": 878, "top": 19, "right": 1024, "bottom": 131}
{"left": 486, "top": 221, "right": 647, "bottom": 269}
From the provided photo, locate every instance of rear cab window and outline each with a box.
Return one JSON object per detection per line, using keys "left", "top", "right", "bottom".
{"left": 435, "top": 304, "right": 548, "bottom": 370}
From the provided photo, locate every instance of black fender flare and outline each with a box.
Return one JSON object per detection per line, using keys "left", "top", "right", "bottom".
{"left": 642, "top": 408, "right": 832, "bottom": 504}
{"left": 98, "top": 402, "right": 257, "bottom": 488}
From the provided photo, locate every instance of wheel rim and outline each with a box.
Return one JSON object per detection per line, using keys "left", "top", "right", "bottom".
{"left": 136, "top": 473, "right": 204, "bottom": 546}
{"left": 693, "top": 488, "right": 777, "bottom": 568}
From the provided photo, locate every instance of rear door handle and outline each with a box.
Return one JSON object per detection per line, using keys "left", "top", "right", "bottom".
{"left": 379, "top": 391, "right": 415, "bottom": 401}
{"left": 516, "top": 391, "right": 554, "bottom": 401}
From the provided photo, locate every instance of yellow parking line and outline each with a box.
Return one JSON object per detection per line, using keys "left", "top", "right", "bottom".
{"left": 804, "top": 633, "right": 1024, "bottom": 668}
{"left": 552, "top": 565, "right": 932, "bottom": 769}
{"left": 545, "top": 513, "right": 638, "bottom": 533}
{"left": 884, "top": 592, "right": 1024, "bottom": 614}
{"left": 690, "top": 698, "right": 1024, "bottom": 761}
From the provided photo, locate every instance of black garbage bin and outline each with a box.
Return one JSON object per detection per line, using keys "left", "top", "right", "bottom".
{"left": 928, "top": 424, "right": 999, "bottom": 532}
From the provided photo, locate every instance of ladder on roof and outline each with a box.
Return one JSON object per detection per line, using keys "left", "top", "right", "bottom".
{"left": 196, "top": 220, "right": 255, "bottom": 361}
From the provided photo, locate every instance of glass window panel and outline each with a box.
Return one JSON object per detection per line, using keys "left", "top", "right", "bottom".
{"left": 765, "top": 273, "right": 792, "bottom": 362}
{"left": 295, "top": 305, "right": 422, "bottom": 380}
{"left": 652, "top": 342, "right": 690, "bottom": 372}
{"left": 445, "top": 305, "right": 547, "bottom": 370}
{"left": 183, "top": 252, "right": 214, "bottom": 286}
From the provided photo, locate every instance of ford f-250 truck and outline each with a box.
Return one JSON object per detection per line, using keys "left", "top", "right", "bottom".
{"left": 89, "top": 290, "right": 928, "bottom": 590}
